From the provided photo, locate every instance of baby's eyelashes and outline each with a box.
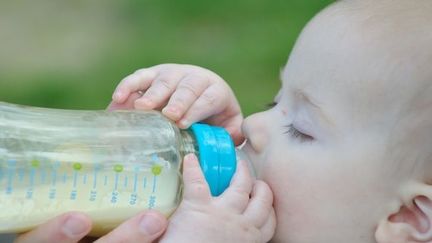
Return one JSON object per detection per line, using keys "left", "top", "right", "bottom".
{"left": 265, "top": 102, "right": 278, "bottom": 109}
{"left": 284, "top": 124, "right": 314, "bottom": 142}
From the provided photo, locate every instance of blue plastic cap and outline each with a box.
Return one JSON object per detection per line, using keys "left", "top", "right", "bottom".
{"left": 190, "top": 123, "right": 237, "bottom": 196}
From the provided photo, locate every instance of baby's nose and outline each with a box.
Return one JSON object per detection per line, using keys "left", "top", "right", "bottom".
{"left": 242, "top": 111, "right": 269, "bottom": 153}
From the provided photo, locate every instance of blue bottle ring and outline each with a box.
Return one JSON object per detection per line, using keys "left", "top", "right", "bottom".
{"left": 190, "top": 123, "right": 237, "bottom": 196}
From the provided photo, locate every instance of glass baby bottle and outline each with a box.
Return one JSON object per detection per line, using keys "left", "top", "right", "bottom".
{"left": 0, "top": 101, "right": 250, "bottom": 236}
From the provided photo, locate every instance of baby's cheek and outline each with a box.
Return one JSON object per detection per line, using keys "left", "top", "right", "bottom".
{"left": 261, "top": 164, "right": 322, "bottom": 236}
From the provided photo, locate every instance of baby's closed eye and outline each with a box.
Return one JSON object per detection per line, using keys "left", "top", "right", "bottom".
{"left": 266, "top": 101, "right": 314, "bottom": 142}
{"left": 284, "top": 124, "right": 314, "bottom": 142}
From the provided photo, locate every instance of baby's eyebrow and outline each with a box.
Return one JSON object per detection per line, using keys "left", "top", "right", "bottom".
{"left": 295, "top": 89, "right": 333, "bottom": 126}
{"left": 295, "top": 90, "right": 320, "bottom": 109}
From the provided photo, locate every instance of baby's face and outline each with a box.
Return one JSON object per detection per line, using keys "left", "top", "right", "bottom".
{"left": 242, "top": 3, "right": 432, "bottom": 242}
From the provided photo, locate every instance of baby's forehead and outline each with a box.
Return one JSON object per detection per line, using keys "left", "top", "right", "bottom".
{"left": 281, "top": 0, "right": 432, "bottom": 112}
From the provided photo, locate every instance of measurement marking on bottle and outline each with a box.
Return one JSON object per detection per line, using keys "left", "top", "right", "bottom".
{"left": 70, "top": 190, "right": 77, "bottom": 200}
{"left": 111, "top": 190, "right": 119, "bottom": 204}
{"left": 83, "top": 174, "right": 87, "bottom": 185}
{"left": 51, "top": 169, "right": 57, "bottom": 187}
{"left": 6, "top": 160, "right": 16, "bottom": 194}
{"left": 6, "top": 168, "right": 14, "bottom": 194}
{"left": 90, "top": 190, "right": 97, "bottom": 202}
{"left": 63, "top": 172, "right": 67, "bottom": 184}
{"left": 152, "top": 176, "right": 157, "bottom": 193}
{"left": 71, "top": 169, "right": 78, "bottom": 200}
{"left": 93, "top": 169, "right": 98, "bottom": 189}
{"left": 133, "top": 173, "right": 138, "bottom": 193}
{"left": 114, "top": 173, "right": 119, "bottom": 191}
{"left": 143, "top": 176, "right": 147, "bottom": 189}
{"left": 49, "top": 188, "right": 56, "bottom": 200}
{"left": 26, "top": 168, "right": 35, "bottom": 199}
{"left": 104, "top": 175, "right": 108, "bottom": 186}
{"left": 50, "top": 163, "right": 60, "bottom": 199}
{"left": 149, "top": 194, "right": 156, "bottom": 208}
{"left": 129, "top": 193, "right": 137, "bottom": 205}
{"left": 73, "top": 171, "right": 78, "bottom": 188}
{"left": 30, "top": 168, "right": 35, "bottom": 188}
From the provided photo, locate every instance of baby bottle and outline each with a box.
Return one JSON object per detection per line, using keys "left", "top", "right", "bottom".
{"left": 0, "top": 101, "right": 250, "bottom": 236}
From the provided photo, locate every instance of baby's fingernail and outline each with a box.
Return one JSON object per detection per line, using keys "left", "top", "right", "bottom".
{"left": 166, "top": 106, "right": 177, "bottom": 113}
{"left": 113, "top": 90, "right": 123, "bottom": 101}
{"left": 184, "top": 153, "right": 197, "bottom": 162}
{"left": 62, "top": 215, "right": 88, "bottom": 238}
{"left": 162, "top": 106, "right": 179, "bottom": 117}
{"left": 139, "top": 213, "right": 164, "bottom": 235}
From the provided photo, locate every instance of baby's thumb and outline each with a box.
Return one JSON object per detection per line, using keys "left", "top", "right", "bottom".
{"left": 182, "top": 153, "right": 212, "bottom": 203}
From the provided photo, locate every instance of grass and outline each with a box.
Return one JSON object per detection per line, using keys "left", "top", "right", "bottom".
{"left": 0, "top": 0, "right": 333, "bottom": 116}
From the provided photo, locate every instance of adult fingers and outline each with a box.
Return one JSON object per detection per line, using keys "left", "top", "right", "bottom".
{"left": 15, "top": 212, "right": 92, "bottom": 243}
{"left": 94, "top": 210, "right": 167, "bottom": 243}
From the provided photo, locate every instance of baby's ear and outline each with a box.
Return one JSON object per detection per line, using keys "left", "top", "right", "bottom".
{"left": 375, "top": 183, "right": 432, "bottom": 243}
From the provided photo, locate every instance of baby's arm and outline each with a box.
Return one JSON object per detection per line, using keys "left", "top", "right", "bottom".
{"left": 108, "top": 64, "right": 244, "bottom": 145}
{"left": 159, "top": 154, "right": 276, "bottom": 243}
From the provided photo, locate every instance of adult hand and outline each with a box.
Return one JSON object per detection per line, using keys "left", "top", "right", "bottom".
{"left": 15, "top": 210, "right": 168, "bottom": 243}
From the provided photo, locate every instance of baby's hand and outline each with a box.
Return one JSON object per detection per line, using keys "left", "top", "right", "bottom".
{"left": 159, "top": 154, "right": 276, "bottom": 243}
{"left": 108, "top": 64, "right": 244, "bottom": 144}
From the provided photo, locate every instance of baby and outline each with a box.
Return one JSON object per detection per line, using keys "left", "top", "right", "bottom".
{"left": 109, "top": 1, "right": 432, "bottom": 242}
{"left": 13, "top": 0, "right": 432, "bottom": 242}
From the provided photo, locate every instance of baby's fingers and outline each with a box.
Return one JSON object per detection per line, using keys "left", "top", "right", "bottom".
{"left": 135, "top": 72, "right": 185, "bottom": 110}
{"left": 177, "top": 83, "right": 228, "bottom": 128}
{"left": 260, "top": 208, "right": 276, "bottom": 243}
{"left": 182, "top": 153, "right": 212, "bottom": 203}
{"left": 107, "top": 92, "right": 143, "bottom": 111}
{"left": 112, "top": 68, "right": 158, "bottom": 103}
{"left": 162, "top": 74, "right": 210, "bottom": 121}
{"left": 243, "top": 180, "right": 274, "bottom": 228}
{"left": 217, "top": 159, "right": 253, "bottom": 213}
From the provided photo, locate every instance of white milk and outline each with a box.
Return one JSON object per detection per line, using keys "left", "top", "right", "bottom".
{"left": 0, "top": 156, "right": 180, "bottom": 236}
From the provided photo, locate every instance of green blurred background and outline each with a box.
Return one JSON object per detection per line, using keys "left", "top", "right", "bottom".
{"left": 0, "top": 0, "right": 333, "bottom": 116}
